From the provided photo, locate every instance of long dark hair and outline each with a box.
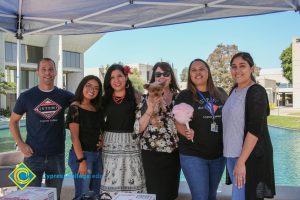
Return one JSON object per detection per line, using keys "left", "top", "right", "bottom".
{"left": 187, "top": 58, "right": 227, "bottom": 104}
{"left": 72, "top": 75, "right": 102, "bottom": 111}
{"left": 102, "top": 64, "right": 136, "bottom": 108}
{"left": 149, "top": 62, "right": 180, "bottom": 93}
{"left": 230, "top": 52, "right": 256, "bottom": 92}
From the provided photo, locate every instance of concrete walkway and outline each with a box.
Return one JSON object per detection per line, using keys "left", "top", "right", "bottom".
{"left": 270, "top": 106, "right": 300, "bottom": 117}
{"left": 0, "top": 119, "right": 26, "bottom": 130}
{"left": 60, "top": 179, "right": 300, "bottom": 200}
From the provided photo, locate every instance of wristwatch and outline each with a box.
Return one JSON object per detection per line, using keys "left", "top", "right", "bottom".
{"left": 76, "top": 157, "right": 87, "bottom": 163}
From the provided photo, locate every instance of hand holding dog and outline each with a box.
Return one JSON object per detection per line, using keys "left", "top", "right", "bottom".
{"left": 146, "top": 96, "right": 161, "bottom": 115}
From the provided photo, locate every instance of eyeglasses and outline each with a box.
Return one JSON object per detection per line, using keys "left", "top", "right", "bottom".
{"left": 85, "top": 84, "right": 99, "bottom": 92}
{"left": 154, "top": 71, "right": 171, "bottom": 78}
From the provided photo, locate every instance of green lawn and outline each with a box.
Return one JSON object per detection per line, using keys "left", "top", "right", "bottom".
{"left": 268, "top": 115, "right": 300, "bottom": 130}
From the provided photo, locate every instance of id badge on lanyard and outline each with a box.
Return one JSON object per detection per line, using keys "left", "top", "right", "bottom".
{"left": 197, "top": 90, "right": 219, "bottom": 133}
{"left": 211, "top": 121, "right": 218, "bottom": 133}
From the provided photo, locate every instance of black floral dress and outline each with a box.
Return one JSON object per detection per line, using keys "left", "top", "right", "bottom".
{"left": 134, "top": 94, "right": 179, "bottom": 153}
{"left": 134, "top": 93, "right": 180, "bottom": 200}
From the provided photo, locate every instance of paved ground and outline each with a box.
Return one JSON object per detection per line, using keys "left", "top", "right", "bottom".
{"left": 270, "top": 106, "right": 300, "bottom": 117}
{"left": 59, "top": 179, "right": 300, "bottom": 200}
{"left": 0, "top": 119, "right": 26, "bottom": 130}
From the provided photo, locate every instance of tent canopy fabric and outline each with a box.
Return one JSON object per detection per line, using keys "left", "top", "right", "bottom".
{"left": 0, "top": 0, "right": 299, "bottom": 37}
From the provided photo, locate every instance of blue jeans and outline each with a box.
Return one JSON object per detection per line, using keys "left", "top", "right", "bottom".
{"left": 68, "top": 149, "right": 103, "bottom": 199}
{"left": 226, "top": 158, "right": 245, "bottom": 200}
{"left": 180, "top": 154, "right": 225, "bottom": 200}
{"left": 23, "top": 153, "right": 65, "bottom": 200}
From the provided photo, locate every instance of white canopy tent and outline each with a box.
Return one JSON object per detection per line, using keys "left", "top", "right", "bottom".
{"left": 0, "top": 0, "right": 299, "bottom": 97}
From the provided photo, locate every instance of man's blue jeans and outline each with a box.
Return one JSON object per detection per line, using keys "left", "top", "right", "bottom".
{"left": 180, "top": 154, "right": 225, "bottom": 200}
{"left": 68, "top": 148, "right": 102, "bottom": 199}
{"left": 23, "top": 153, "right": 65, "bottom": 200}
{"left": 226, "top": 157, "right": 245, "bottom": 200}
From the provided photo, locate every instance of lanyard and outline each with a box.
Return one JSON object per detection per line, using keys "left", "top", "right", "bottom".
{"left": 197, "top": 90, "right": 215, "bottom": 120}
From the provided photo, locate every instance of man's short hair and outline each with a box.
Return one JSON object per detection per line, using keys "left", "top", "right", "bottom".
{"left": 37, "top": 58, "right": 56, "bottom": 70}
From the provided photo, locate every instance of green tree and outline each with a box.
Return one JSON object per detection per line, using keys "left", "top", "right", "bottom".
{"left": 280, "top": 44, "right": 292, "bottom": 83}
{"left": 207, "top": 44, "right": 239, "bottom": 93}
{"left": 180, "top": 67, "right": 188, "bottom": 82}
{"left": 129, "top": 68, "right": 145, "bottom": 93}
{"left": 0, "top": 72, "right": 16, "bottom": 95}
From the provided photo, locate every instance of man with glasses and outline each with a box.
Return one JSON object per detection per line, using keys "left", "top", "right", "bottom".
{"left": 9, "top": 58, "right": 74, "bottom": 200}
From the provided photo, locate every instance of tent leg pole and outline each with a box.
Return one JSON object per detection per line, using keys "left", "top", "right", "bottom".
{"left": 16, "top": 39, "right": 20, "bottom": 98}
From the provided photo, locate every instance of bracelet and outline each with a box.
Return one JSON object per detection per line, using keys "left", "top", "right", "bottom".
{"left": 76, "top": 157, "right": 87, "bottom": 163}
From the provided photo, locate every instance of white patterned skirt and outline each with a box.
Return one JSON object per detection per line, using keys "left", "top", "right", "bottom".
{"left": 100, "top": 131, "right": 146, "bottom": 198}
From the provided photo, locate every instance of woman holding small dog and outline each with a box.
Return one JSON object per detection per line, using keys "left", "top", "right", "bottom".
{"left": 134, "top": 62, "right": 181, "bottom": 200}
{"left": 175, "top": 59, "right": 227, "bottom": 200}
{"left": 100, "top": 64, "right": 146, "bottom": 198}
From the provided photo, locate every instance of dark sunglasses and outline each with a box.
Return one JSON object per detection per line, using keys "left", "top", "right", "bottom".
{"left": 154, "top": 71, "right": 171, "bottom": 78}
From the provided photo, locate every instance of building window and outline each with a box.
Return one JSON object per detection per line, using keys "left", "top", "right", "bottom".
{"left": 26, "top": 45, "right": 43, "bottom": 63}
{"left": 147, "top": 71, "right": 150, "bottom": 82}
{"left": 63, "top": 73, "right": 67, "bottom": 90}
{"left": 5, "top": 69, "right": 33, "bottom": 90}
{"left": 6, "top": 69, "right": 16, "bottom": 83}
{"left": 21, "top": 70, "right": 29, "bottom": 89}
{"left": 5, "top": 42, "right": 26, "bottom": 63}
{"left": 5, "top": 42, "right": 42, "bottom": 64}
{"left": 63, "top": 51, "right": 80, "bottom": 68}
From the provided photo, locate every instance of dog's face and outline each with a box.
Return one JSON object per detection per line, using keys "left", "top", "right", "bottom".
{"left": 144, "top": 82, "right": 165, "bottom": 97}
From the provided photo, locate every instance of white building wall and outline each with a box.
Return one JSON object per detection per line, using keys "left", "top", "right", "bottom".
{"left": 43, "top": 35, "right": 64, "bottom": 88}
{"left": 128, "top": 63, "right": 153, "bottom": 83}
{"left": 259, "top": 68, "right": 289, "bottom": 84}
{"left": 67, "top": 72, "right": 83, "bottom": 92}
{"left": 292, "top": 37, "right": 300, "bottom": 108}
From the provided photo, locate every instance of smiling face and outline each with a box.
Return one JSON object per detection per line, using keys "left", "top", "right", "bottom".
{"left": 110, "top": 69, "right": 127, "bottom": 92}
{"left": 154, "top": 67, "right": 171, "bottom": 89}
{"left": 230, "top": 56, "right": 254, "bottom": 88}
{"left": 189, "top": 60, "right": 208, "bottom": 89}
{"left": 36, "top": 60, "right": 57, "bottom": 87}
{"left": 83, "top": 79, "right": 100, "bottom": 101}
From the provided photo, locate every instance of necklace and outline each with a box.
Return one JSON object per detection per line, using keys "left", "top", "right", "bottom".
{"left": 112, "top": 94, "right": 125, "bottom": 104}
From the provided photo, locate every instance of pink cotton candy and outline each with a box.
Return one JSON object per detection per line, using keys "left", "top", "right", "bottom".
{"left": 172, "top": 103, "right": 194, "bottom": 124}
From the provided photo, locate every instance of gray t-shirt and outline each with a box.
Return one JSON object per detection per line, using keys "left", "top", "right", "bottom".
{"left": 222, "top": 86, "right": 251, "bottom": 158}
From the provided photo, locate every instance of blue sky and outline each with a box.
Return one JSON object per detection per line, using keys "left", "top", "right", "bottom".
{"left": 85, "top": 11, "right": 300, "bottom": 73}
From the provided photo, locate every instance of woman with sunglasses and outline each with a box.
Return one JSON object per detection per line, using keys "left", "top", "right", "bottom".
{"left": 67, "top": 75, "right": 105, "bottom": 199}
{"left": 175, "top": 59, "right": 227, "bottom": 200}
{"left": 222, "top": 52, "right": 275, "bottom": 200}
{"left": 134, "top": 62, "right": 181, "bottom": 200}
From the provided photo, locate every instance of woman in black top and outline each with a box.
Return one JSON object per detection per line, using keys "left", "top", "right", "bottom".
{"left": 100, "top": 64, "right": 146, "bottom": 198}
{"left": 67, "top": 75, "right": 105, "bottom": 199}
{"left": 175, "top": 59, "right": 227, "bottom": 200}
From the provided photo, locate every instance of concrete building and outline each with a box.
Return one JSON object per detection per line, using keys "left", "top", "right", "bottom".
{"left": 84, "top": 63, "right": 154, "bottom": 84}
{"left": 84, "top": 67, "right": 105, "bottom": 83}
{"left": 292, "top": 37, "right": 300, "bottom": 108}
{"left": 0, "top": 32, "right": 102, "bottom": 110}
{"left": 127, "top": 63, "right": 153, "bottom": 83}
{"left": 257, "top": 68, "right": 293, "bottom": 106}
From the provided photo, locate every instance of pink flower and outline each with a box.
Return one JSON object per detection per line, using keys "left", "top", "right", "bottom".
{"left": 172, "top": 103, "right": 194, "bottom": 124}
{"left": 123, "top": 65, "right": 133, "bottom": 76}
